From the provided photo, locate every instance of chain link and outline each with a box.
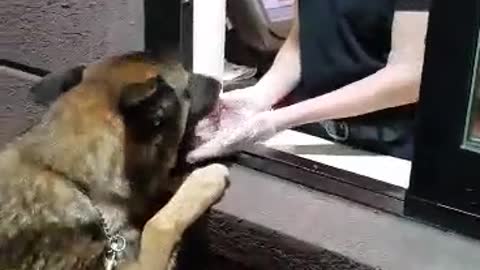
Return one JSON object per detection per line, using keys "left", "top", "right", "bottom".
{"left": 95, "top": 207, "right": 127, "bottom": 270}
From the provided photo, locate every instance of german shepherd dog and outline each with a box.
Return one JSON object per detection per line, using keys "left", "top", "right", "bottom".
{"left": 0, "top": 51, "right": 228, "bottom": 269}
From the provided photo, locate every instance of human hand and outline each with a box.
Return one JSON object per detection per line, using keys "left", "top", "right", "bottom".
{"left": 191, "top": 85, "right": 274, "bottom": 147}
{"left": 220, "top": 85, "right": 273, "bottom": 112}
{"left": 187, "top": 109, "right": 280, "bottom": 163}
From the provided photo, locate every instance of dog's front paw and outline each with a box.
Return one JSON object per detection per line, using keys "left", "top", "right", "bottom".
{"left": 147, "top": 164, "right": 229, "bottom": 235}
{"left": 183, "top": 163, "right": 229, "bottom": 205}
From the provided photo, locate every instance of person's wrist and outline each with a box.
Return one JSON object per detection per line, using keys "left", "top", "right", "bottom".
{"left": 258, "top": 110, "right": 283, "bottom": 132}
{"left": 261, "top": 108, "right": 294, "bottom": 132}
{"left": 246, "top": 84, "right": 276, "bottom": 111}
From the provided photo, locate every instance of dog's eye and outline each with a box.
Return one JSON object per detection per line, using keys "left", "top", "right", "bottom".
{"left": 153, "top": 134, "right": 163, "bottom": 146}
{"left": 152, "top": 109, "right": 164, "bottom": 127}
{"left": 183, "top": 89, "right": 191, "bottom": 99}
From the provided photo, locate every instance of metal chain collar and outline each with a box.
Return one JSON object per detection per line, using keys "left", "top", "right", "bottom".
{"left": 95, "top": 207, "right": 127, "bottom": 270}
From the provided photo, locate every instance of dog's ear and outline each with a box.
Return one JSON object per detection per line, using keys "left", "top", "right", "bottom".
{"left": 30, "top": 65, "right": 86, "bottom": 106}
{"left": 119, "top": 76, "right": 176, "bottom": 140}
{"left": 119, "top": 76, "right": 159, "bottom": 108}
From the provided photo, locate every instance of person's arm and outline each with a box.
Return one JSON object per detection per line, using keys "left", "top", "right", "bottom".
{"left": 270, "top": 11, "right": 430, "bottom": 129}
{"left": 186, "top": 12, "right": 430, "bottom": 163}
{"left": 253, "top": 0, "right": 301, "bottom": 108}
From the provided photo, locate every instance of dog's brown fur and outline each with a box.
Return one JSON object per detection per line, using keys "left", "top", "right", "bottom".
{"left": 0, "top": 51, "right": 227, "bottom": 270}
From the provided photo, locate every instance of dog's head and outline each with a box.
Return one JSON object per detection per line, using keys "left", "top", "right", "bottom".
{"left": 26, "top": 51, "right": 221, "bottom": 198}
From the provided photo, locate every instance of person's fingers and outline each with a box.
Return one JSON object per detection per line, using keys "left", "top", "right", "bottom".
{"left": 186, "top": 141, "right": 225, "bottom": 163}
{"left": 188, "top": 108, "right": 271, "bottom": 164}
{"left": 187, "top": 127, "right": 245, "bottom": 163}
{"left": 195, "top": 117, "right": 219, "bottom": 138}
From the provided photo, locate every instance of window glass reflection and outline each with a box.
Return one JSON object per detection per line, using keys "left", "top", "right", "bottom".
{"left": 464, "top": 41, "right": 480, "bottom": 148}
{"left": 466, "top": 85, "right": 480, "bottom": 143}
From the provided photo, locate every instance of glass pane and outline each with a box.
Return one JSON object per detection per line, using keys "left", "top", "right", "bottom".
{"left": 468, "top": 92, "right": 480, "bottom": 141}
{"left": 464, "top": 38, "right": 480, "bottom": 148}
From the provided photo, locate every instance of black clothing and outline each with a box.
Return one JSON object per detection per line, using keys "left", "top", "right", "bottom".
{"left": 291, "top": 0, "right": 415, "bottom": 159}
